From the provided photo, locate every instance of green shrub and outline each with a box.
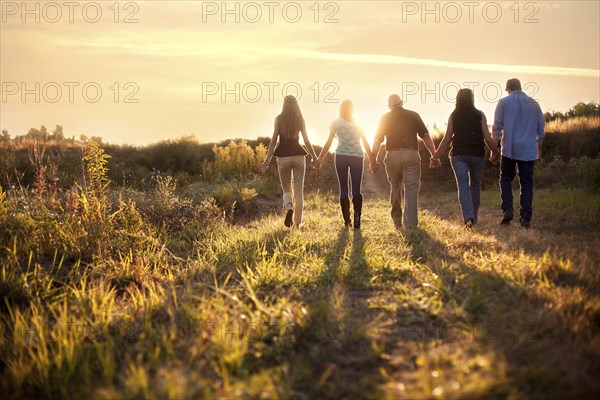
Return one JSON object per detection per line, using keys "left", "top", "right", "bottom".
{"left": 536, "top": 156, "right": 600, "bottom": 191}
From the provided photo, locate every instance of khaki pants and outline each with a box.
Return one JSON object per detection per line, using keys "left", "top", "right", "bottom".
{"left": 384, "top": 150, "right": 421, "bottom": 227}
{"left": 276, "top": 155, "right": 306, "bottom": 225}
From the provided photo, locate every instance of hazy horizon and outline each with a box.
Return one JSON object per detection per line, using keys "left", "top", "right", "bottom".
{"left": 1, "top": 0, "right": 599, "bottom": 146}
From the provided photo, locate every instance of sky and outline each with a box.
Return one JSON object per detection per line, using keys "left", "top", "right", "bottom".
{"left": 1, "top": 0, "right": 599, "bottom": 145}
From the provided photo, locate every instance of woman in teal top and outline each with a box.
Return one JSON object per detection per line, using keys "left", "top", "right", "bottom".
{"left": 317, "top": 100, "right": 378, "bottom": 229}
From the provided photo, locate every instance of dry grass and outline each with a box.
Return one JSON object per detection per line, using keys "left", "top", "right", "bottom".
{"left": 1, "top": 180, "right": 599, "bottom": 398}
{"left": 545, "top": 116, "right": 600, "bottom": 134}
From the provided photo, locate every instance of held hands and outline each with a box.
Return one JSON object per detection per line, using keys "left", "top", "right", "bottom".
{"left": 369, "top": 161, "right": 380, "bottom": 174}
{"left": 489, "top": 152, "right": 500, "bottom": 166}
{"left": 429, "top": 157, "right": 442, "bottom": 169}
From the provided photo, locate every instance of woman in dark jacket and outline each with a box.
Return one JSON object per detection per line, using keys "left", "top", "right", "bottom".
{"left": 434, "top": 89, "right": 500, "bottom": 228}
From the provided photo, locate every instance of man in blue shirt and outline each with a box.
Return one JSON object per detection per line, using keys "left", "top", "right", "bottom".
{"left": 493, "top": 78, "right": 545, "bottom": 228}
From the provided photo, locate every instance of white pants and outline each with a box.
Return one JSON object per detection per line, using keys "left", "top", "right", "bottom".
{"left": 276, "top": 155, "right": 306, "bottom": 225}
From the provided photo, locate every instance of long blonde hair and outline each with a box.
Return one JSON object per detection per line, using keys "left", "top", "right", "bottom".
{"left": 278, "top": 95, "right": 303, "bottom": 140}
{"left": 340, "top": 99, "right": 354, "bottom": 121}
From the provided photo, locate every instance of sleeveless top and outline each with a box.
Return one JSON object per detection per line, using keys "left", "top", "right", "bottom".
{"left": 450, "top": 108, "right": 485, "bottom": 157}
{"left": 329, "top": 117, "right": 364, "bottom": 158}
{"left": 273, "top": 117, "right": 308, "bottom": 158}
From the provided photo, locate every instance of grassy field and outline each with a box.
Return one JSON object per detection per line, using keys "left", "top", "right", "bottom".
{"left": 2, "top": 170, "right": 599, "bottom": 399}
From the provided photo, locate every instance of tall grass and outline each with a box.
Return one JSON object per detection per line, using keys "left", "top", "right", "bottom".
{"left": 2, "top": 188, "right": 599, "bottom": 398}
{"left": 543, "top": 117, "right": 600, "bottom": 160}
{"left": 3, "top": 116, "right": 598, "bottom": 190}
{"left": 545, "top": 116, "right": 600, "bottom": 134}
{"left": 1, "top": 126, "right": 599, "bottom": 399}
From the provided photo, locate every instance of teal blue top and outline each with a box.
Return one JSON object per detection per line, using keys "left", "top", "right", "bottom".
{"left": 330, "top": 117, "right": 364, "bottom": 158}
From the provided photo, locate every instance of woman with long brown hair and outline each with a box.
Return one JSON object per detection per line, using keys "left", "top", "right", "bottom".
{"left": 258, "top": 95, "right": 318, "bottom": 228}
{"left": 434, "top": 88, "right": 500, "bottom": 228}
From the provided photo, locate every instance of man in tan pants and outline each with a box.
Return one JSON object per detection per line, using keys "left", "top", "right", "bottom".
{"left": 372, "top": 95, "right": 440, "bottom": 228}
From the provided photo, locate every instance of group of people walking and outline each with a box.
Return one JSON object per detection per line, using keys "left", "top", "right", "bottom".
{"left": 258, "top": 78, "right": 545, "bottom": 230}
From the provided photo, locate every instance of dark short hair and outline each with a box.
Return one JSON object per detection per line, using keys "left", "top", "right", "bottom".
{"left": 506, "top": 78, "right": 522, "bottom": 91}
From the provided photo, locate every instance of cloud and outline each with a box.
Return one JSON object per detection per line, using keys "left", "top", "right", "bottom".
{"left": 47, "top": 31, "right": 599, "bottom": 79}
{"left": 278, "top": 49, "right": 599, "bottom": 78}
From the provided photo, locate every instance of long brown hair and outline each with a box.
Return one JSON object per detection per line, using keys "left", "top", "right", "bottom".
{"left": 278, "top": 95, "right": 303, "bottom": 140}
{"left": 455, "top": 88, "right": 475, "bottom": 112}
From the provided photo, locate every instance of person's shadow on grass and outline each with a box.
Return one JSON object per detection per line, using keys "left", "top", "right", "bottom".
{"left": 395, "top": 225, "right": 600, "bottom": 398}
{"left": 287, "top": 227, "right": 390, "bottom": 398}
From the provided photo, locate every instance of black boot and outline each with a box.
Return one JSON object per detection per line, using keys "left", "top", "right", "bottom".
{"left": 340, "top": 197, "right": 351, "bottom": 227}
{"left": 352, "top": 194, "right": 363, "bottom": 230}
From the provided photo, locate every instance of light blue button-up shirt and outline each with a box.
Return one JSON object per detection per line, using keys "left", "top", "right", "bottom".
{"left": 493, "top": 91, "right": 545, "bottom": 161}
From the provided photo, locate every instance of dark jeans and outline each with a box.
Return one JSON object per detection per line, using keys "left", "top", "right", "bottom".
{"left": 500, "top": 156, "right": 535, "bottom": 222}
{"left": 450, "top": 155, "right": 485, "bottom": 224}
{"left": 335, "top": 154, "right": 364, "bottom": 198}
